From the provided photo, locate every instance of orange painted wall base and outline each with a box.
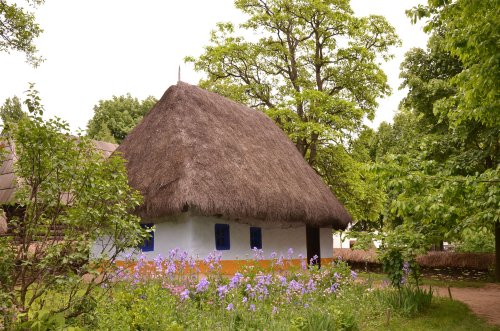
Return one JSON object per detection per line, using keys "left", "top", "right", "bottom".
{"left": 116, "top": 258, "right": 334, "bottom": 275}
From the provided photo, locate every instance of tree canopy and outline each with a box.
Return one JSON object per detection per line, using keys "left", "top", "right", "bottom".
{"left": 363, "top": 0, "right": 500, "bottom": 280}
{"left": 0, "top": 0, "right": 44, "bottom": 65}
{"left": 0, "top": 95, "right": 26, "bottom": 127}
{"left": 187, "top": 0, "right": 400, "bottom": 222}
{"left": 86, "top": 94, "right": 157, "bottom": 144}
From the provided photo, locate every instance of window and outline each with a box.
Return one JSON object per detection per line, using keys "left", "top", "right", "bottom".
{"left": 215, "top": 224, "right": 230, "bottom": 250}
{"left": 139, "top": 223, "right": 154, "bottom": 252}
{"left": 250, "top": 227, "right": 262, "bottom": 249}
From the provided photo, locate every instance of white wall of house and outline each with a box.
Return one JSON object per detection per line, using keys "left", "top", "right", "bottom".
{"left": 320, "top": 227, "right": 334, "bottom": 258}
{"left": 333, "top": 233, "right": 351, "bottom": 249}
{"left": 332, "top": 232, "right": 382, "bottom": 249}
{"left": 93, "top": 214, "right": 336, "bottom": 261}
{"left": 180, "top": 215, "right": 310, "bottom": 260}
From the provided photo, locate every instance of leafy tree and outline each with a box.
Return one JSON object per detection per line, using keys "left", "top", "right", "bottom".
{"left": 0, "top": 95, "right": 27, "bottom": 127}
{"left": 186, "top": 0, "right": 399, "bottom": 222}
{"left": 87, "top": 94, "right": 157, "bottom": 144}
{"left": 372, "top": 0, "right": 499, "bottom": 280}
{"left": 0, "top": 0, "right": 44, "bottom": 66}
{"left": 409, "top": 0, "right": 499, "bottom": 128}
{"left": 0, "top": 86, "right": 148, "bottom": 328}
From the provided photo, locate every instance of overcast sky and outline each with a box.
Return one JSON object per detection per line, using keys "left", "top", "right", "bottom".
{"left": 0, "top": 0, "right": 428, "bottom": 132}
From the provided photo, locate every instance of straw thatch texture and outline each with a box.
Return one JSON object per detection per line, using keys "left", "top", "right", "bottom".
{"left": 118, "top": 82, "right": 351, "bottom": 229}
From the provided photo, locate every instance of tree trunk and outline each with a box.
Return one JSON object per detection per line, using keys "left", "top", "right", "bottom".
{"left": 495, "top": 221, "right": 500, "bottom": 282}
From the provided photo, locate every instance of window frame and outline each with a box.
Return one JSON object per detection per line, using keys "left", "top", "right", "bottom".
{"left": 214, "top": 223, "right": 230, "bottom": 250}
{"left": 250, "top": 226, "right": 262, "bottom": 249}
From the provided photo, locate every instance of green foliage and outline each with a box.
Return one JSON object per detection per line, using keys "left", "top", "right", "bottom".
{"left": 408, "top": 0, "right": 500, "bottom": 128}
{"left": 372, "top": 298, "right": 500, "bottom": 331}
{"left": 16, "top": 309, "right": 84, "bottom": 331}
{"left": 316, "top": 143, "right": 385, "bottom": 223}
{"left": 455, "top": 226, "right": 495, "bottom": 253}
{"left": 95, "top": 283, "right": 182, "bottom": 331}
{"left": 0, "top": 96, "right": 27, "bottom": 128}
{"left": 91, "top": 251, "right": 387, "bottom": 331}
{"left": 16, "top": 253, "right": 495, "bottom": 330}
{"left": 367, "top": 0, "right": 499, "bottom": 275}
{"left": 0, "top": 85, "right": 148, "bottom": 328}
{"left": 187, "top": 0, "right": 400, "bottom": 223}
{"left": 0, "top": 0, "right": 44, "bottom": 66}
{"left": 86, "top": 94, "right": 157, "bottom": 143}
{"left": 374, "top": 286, "right": 433, "bottom": 317}
{"left": 378, "top": 230, "right": 424, "bottom": 289}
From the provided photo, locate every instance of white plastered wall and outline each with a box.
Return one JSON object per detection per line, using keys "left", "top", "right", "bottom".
{"left": 188, "top": 215, "right": 310, "bottom": 260}
{"left": 320, "top": 227, "right": 333, "bottom": 259}
{"left": 332, "top": 233, "right": 351, "bottom": 249}
{"left": 92, "top": 213, "right": 336, "bottom": 261}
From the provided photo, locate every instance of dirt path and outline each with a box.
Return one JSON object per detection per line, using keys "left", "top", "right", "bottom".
{"left": 433, "top": 283, "right": 500, "bottom": 326}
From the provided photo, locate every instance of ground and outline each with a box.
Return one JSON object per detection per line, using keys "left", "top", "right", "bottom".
{"left": 433, "top": 283, "right": 500, "bottom": 326}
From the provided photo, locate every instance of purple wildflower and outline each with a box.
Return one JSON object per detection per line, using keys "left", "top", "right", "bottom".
{"left": 249, "top": 304, "right": 256, "bottom": 311}
{"left": 351, "top": 270, "right": 358, "bottom": 280}
{"left": 276, "top": 254, "right": 284, "bottom": 267}
{"left": 180, "top": 289, "right": 190, "bottom": 301}
{"left": 288, "top": 280, "right": 303, "bottom": 292}
{"left": 401, "top": 261, "right": 410, "bottom": 285}
{"left": 196, "top": 277, "right": 210, "bottom": 293}
{"left": 188, "top": 256, "right": 196, "bottom": 269}
{"left": 306, "top": 278, "right": 316, "bottom": 292}
{"left": 166, "top": 261, "right": 176, "bottom": 275}
{"left": 226, "top": 303, "right": 234, "bottom": 311}
{"left": 229, "top": 272, "right": 243, "bottom": 288}
{"left": 403, "top": 261, "right": 410, "bottom": 273}
{"left": 253, "top": 247, "right": 264, "bottom": 260}
{"left": 217, "top": 285, "right": 229, "bottom": 299}
{"left": 329, "top": 282, "right": 340, "bottom": 293}
{"left": 154, "top": 254, "right": 164, "bottom": 273}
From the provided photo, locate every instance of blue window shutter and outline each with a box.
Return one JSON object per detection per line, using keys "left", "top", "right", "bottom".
{"left": 215, "top": 224, "right": 230, "bottom": 250}
{"left": 139, "top": 223, "right": 154, "bottom": 252}
{"left": 250, "top": 227, "right": 262, "bottom": 249}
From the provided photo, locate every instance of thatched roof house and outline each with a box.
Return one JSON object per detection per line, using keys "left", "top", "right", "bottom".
{"left": 0, "top": 139, "right": 117, "bottom": 237}
{"left": 118, "top": 82, "right": 351, "bottom": 229}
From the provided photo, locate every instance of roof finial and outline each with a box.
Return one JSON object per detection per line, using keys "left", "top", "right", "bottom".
{"left": 178, "top": 65, "right": 181, "bottom": 82}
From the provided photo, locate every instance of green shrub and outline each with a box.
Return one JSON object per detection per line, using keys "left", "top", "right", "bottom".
{"left": 374, "top": 285, "right": 433, "bottom": 317}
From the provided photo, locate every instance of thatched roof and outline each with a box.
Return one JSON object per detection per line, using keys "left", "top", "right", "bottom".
{"left": 117, "top": 82, "right": 351, "bottom": 229}
{"left": 0, "top": 139, "right": 117, "bottom": 204}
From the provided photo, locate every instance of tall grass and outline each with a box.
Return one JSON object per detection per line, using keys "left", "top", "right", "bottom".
{"left": 374, "top": 286, "right": 433, "bottom": 317}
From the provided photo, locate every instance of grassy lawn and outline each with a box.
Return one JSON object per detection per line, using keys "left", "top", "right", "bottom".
{"left": 356, "top": 272, "right": 499, "bottom": 330}
{"left": 369, "top": 298, "right": 500, "bottom": 331}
